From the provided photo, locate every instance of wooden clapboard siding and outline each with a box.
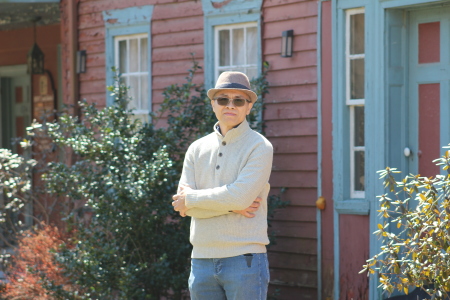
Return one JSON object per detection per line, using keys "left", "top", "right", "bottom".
{"left": 151, "top": 1, "right": 204, "bottom": 118}
{"left": 262, "top": 0, "right": 318, "bottom": 298}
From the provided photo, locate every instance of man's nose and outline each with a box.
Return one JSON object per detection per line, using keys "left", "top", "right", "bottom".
{"left": 226, "top": 100, "right": 237, "bottom": 109}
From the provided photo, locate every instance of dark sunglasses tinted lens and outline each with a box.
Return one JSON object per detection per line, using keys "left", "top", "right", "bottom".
{"left": 215, "top": 97, "right": 247, "bottom": 107}
{"left": 216, "top": 97, "right": 230, "bottom": 106}
{"left": 233, "top": 99, "right": 247, "bottom": 106}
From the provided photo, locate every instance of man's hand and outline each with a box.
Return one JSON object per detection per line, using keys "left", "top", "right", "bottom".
{"left": 172, "top": 185, "right": 192, "bottom": 217}
{"left": 232, "top": 197, "right": 262, "bottom": 218}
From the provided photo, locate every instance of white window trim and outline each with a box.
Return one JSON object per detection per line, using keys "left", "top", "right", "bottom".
{"left": 350, "top": 106, "right": 365, "bottom": 199}
{"left": 345, "top": 7, "right": 365, "bottom": 106}
{"left": 346, "top": 7, "right": 365, "bottom": 199}
{"left": 214, "top": 22, "right": 258, "bottom": 80}
{"left": 114, "top": 33, "right": 149, "bottom": 116}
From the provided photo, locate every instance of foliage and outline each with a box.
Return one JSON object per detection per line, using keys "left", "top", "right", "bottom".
{"left": 361, "top": 145, "right": 450, "bottom": 299}
{"left": 2, "top": 223, "right": 78, "bottom": 299}
{"left": 30, "top": 85, "right": 193, "bottom": 299}
{"left": 7, "top": 58, "right": 282, "bottom": 300}
{"left": 0, "top": 149, "right": 36, "bottom": 248}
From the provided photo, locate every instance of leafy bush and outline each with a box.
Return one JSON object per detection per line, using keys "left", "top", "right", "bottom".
{"left": 362, "top": 145, "right": 450, "bottom": 299}
{"left": 0, "top": 149, "right": 36, "bottom": 248}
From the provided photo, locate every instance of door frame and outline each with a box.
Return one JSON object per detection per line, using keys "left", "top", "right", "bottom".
{"left": 374, "top": 1, "right": 450, "bottom": 299}
{"left": 0, "top": 65, "right": 29, "bottom": 150}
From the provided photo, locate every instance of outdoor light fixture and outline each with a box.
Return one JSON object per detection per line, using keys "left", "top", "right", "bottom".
{"left": 76, "top": 50, "right": 87, "bottom": 74}
{"left": 281, "top": 30, "right": 294, "bottom": 58}
{"left": 27, "top": 17, "right": 45, "bottom": 74}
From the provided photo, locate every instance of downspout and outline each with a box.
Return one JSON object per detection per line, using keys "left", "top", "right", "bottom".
{"left": 330, "top": 0, "right": 339, "bottom": 299}
{"left": 316, "top": 1, "right": 324, "bottom": 300}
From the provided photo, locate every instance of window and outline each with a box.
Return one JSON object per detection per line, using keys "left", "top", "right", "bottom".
{"left": 346, "top": 8, "right": 365, "bottom": 199}
{"left": 103, "top": 5, "right": 153, "bottom": 123}
{"left": 214, "top": 22, "right": 258, "bottom": 81}
{"left": 115, "top": 34, "right": 149, "bottom": 119}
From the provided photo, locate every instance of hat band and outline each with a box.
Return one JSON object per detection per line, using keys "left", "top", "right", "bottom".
{"left": 215, "top": 83, "right": 250, "bottom": 90}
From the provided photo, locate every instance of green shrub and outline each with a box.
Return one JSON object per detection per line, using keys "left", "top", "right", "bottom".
{"left": 0, "top": 149, "right": 36, "bottom": 248}
{"left": 362, "top": 145, "right": 450, "bottom": 299}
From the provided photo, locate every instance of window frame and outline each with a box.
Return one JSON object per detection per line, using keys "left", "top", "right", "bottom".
{"left": 213, "top": 22, "right": 259, "bottom": 81}
{"left": 114, "top": 33, "right": 149, "bottom": 116}
{"left": 203, "top": 7, "right": 262, "bottom": 91}
{"left": 333, "top": 5, "right": 369, "bottom": 215}
{"left": 346, "top": 8, "right": 366, "bottom": 199}
{"left": 103, "top": 6, "right": 153, "bottom": 115}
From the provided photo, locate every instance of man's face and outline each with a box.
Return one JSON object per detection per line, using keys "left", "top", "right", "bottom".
{"left": 211, "top": 90, "right": 253, "bottom": 129}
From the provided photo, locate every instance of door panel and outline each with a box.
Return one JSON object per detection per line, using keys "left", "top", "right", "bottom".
{"left": 418, "top": 83, "right": 440, "bottom": 177}
{"left": 0, "top": 75, "right": 31, "bottom": 153}
{"left": 408, "top": 7, "right": 450, "bottom": 177}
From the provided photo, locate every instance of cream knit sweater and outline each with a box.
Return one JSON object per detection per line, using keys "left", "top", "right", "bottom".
{"left": 179, "top": 119, "right": 273, "bottom": 258}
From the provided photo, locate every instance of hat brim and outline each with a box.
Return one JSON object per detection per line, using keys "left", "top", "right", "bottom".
{"left": 207, "top": 88, "right": 258, "bottom": 103}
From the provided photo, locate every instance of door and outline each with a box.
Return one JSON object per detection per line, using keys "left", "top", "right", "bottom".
{"left": 408, "top": 7, "right": 450, "bottom": 177}
{"left": 0, "top": 72, "right": 31, "bottom": 153}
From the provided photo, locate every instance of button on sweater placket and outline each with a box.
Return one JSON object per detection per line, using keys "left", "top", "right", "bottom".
{"left": 216, "top": 140, "right": 226, "bottom": 170}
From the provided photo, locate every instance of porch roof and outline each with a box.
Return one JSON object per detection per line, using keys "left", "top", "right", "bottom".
{"left": 0, "top": 2, "right": 59, "bottom": 31}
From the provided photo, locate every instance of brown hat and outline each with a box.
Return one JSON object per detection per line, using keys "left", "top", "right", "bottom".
{"left": 207, "top": 71, "right": 258, "bottom": 103}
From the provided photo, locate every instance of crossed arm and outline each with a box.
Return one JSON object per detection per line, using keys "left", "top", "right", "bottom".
{"left": 171, "top": 141, "right": 272, "bottom": 219}
{"left": 172, "top": 185, "right": 262, "bottom": 218}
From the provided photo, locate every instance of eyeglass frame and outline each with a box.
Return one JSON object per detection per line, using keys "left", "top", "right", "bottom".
{"left": 213, "top": 96, "right": 251, "bottom": 107}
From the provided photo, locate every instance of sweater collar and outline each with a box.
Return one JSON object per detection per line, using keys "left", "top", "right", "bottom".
{"left": 214, "top": 119, "right": 251, "bottom": 141}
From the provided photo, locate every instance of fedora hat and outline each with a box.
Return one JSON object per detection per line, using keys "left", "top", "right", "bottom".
{"left": 207, "top": 71, "right": 258, "bottom": 103}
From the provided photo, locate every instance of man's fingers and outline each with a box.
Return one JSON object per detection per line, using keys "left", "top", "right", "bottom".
{"left": 243, "top": 212, "right": 255, "bottom": 218}
{"left": 254, "top": 197, "right": 262, "bottom": 202}
{"left": 250, "top": 202, "right": 260, "bottom": 208}
{"left": 172, "top": 195, "right": 178, "bottom": 201}
{"left": 246, "top": 207, "right": 257, "bottom": 213}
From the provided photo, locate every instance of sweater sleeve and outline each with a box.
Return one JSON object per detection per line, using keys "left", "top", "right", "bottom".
{"left": 185, "top": 207, "right": 232, "bottom": 218}
{"left": 179, "top": 143, "right": 231, "bottom": 219}
{"left": 185, "top": 142, "right": 273, "bottom": 211}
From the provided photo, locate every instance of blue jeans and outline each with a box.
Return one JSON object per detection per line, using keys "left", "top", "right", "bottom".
{"left": 188, "top": 253, "right": 270, "bottom": 300}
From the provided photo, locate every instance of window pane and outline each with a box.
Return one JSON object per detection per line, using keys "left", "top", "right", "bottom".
{"left": 246, "top": 67, "right": 257, "bottom": 81}
{"left": 354, "top": 106, "right": 364, "bottom": 146}
{"left": 130, "top": 38, "right": 139, "bottom": 72}
{"left": 246, "top": 27, "right": 257, "bottom": 65}
{"left": 128, "top": 75, "right": 139, "bottom": 110}
{"left": 219, "top": 30, "right": 230, "bottom": 67}
{"left": 140, "top": 75, "right": 148, "bottom": 111}
{"left": 232, "top": 28, "right": 245, "bottom": 66}
{"left": 350, "top": 58, "right": 365, "bottom": 99}
{"left": 350, "top": 13, "right": 365, "bottom": 55}
{"left": 141, "top": 38, "right": 148, "bottom": 72}
{"left": 354, "top": 151, "right": 365, "bottom": 191}
{"left": 119, "top": 40, "right": 127, "bottom": 73}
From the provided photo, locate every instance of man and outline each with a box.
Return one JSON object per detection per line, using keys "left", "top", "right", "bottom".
{"left": 172, "top": 71, "right": 273, "bottom": 300}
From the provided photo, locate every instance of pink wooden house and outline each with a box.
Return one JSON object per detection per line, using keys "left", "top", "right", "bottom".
{"left": 1, "top": 0, "right": 448, "bottom": 299}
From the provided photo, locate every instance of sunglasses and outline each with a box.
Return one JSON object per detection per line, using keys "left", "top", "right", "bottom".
{"left": 214, "top": 97, "right": 251, "bottom": 107}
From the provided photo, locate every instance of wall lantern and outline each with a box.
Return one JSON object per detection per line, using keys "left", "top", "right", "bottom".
{"left": 27, "top": 17, "right": 45, "bottom": 74}
{"left": 76, "top": 50, "right": 87, "bottom": 74}
{"left": 281, "top": 30, "right": 294, "bottom": 58}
